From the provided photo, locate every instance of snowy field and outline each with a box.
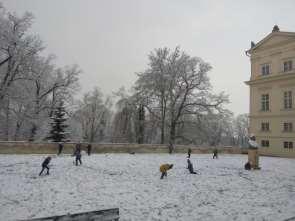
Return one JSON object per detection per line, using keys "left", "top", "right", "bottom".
{"left": 0, "top": 154, "right": 295, "bottom": 221}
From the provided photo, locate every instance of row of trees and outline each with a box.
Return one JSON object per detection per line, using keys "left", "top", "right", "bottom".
{"left": 108, "top": 47, "right": 249, "bottom": 147}
{"left": 0, "top": 5, "right": 79, "bottom": 141}
{"left": 0, "top": 5, "right": 249, "bottom": 147}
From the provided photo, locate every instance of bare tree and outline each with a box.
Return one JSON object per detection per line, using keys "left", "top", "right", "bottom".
{"left": 111, "top": 88, "right": 137, "bottom": 143}
{"left": 0, "top": 6, "right": 43, "bottom": 140}
{"left": 234, "top": 114, "right": 249, "bottom": 147}
{"left": 135, "top": 48, "right": 170, "bottom": 144}
{"left": 135, "top": 47, "right": 229, "bottom": 151}
{"left": 0, "top": 10, "right": 43, "bottom": 101}
{"left": 75, "top": 87, "right": 112, "bottom": 143}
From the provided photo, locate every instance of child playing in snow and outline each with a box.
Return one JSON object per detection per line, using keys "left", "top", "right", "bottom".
{"left": 74, "top": 142, "right": 82, "bottom": 166}
{"left": 159, "top": 164, "right": 173, "bottom": 179}
{"left": 213, "top": 148, "right": 218, "bottom": 159}
{"left": 39, "top": 156, "right": 52, "bottom": 176}
{"left": 87, "top": 143, "right": 92, "bottom": 156}
{"left": 187, "top": 158, "right": 197, "bottom": 174}
{"left": 244, "top": 161, "right": 251, "bottom": 170}
{"left": 187, "top": 148, "right": 192, "bottom": 158}
{"left": 57, "top": 142, "right": 63, "bottom": 155}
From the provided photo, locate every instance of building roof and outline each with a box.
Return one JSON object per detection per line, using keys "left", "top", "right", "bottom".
{"left": 246, "top": 26, "right": 295, "bottom": 54}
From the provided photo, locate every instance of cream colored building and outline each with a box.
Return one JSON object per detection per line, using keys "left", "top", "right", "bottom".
{"left": 245, "top": 25, "right": 295, "bottom": 157}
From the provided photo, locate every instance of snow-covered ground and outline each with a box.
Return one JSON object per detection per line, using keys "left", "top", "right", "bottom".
{"left": 0, "top": 154, "right": 295, "bottom": 221}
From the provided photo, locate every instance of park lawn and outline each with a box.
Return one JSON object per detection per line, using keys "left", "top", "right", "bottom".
{"left": 0, "top": 154, "right": 295, "bottom": 221}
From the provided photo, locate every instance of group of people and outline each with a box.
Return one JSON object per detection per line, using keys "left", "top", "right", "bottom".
{"left": 40, "top": 136, "right": 259, "bottom": 177}
{"left": 39, "top": 142, "right": 92, "bottom": 176}
{"left": 159, "top": 136, "right": 260, "bottom": 179}
{"left": 160, "top": 148, "right": 219, "bottom": 179}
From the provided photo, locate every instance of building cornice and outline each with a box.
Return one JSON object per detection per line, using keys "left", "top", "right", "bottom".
{"left": 249, "top": 113, "right": 295, "bottom": 118}
{"left": 245, "top": 72, "right": 295, "bottom": 85}
{"left": 255, "top": 135, "right": 295, "bottom": 139}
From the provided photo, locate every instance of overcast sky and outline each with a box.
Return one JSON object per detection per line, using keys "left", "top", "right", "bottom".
{"left": 2, "top": 0, "right": 295, "bottom": 115}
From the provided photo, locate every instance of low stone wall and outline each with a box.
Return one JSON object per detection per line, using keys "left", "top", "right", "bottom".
{"left": 0, "top": 141, "right": 294, "bottom": 158}
{"left": 0, "top": 141, "right": 243, "bottom": 155}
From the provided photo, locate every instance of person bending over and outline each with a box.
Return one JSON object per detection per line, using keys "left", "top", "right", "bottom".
{"left": 244, "top": 161, "right": 251, "bottom": 170}
{"left": 39, "top": 156, "right": 52, "bottom": 176}
{"left": 159, "top": 164, "right": 173, "bottom": 179}
{"left": 187, "top": 158, "right": 197, "bottom": 174}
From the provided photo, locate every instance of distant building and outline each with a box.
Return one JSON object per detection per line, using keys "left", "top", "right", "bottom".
{"left": 245, "top": 25, "right": 295, "bottom": 157}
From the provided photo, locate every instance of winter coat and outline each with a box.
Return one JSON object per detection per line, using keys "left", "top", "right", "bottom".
{"left": 42, "top": 157, "right": 51, "bottom": 167}
{"left": 74, "top": 144, "right": 82, "bottom": 156}
{"left": 74, "top": 149, "right": 81, "bottom": 157}
{"left": 188, "top": 162, "right": 194, "bottom": 173}
{"left": 160, "top": 164, "right": 172, "bottom": 173}
{"left": 245, "top": 162, "right": 251, "bottom": 170}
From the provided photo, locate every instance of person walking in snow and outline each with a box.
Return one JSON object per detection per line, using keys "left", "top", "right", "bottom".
{"left": 86, "top": 143, "right": 92, "bottom": 156}
{"left": 213, "top": 148, "right": 218, "bottom": 159}
{"left": 39, "top": 156, "right": 52, "bottom": 176}
{"left": 57, "top": 142, "right": 63, "bottom": 155}
{"left": 187, "top": 148, "right": 192, "bottom": 158}
{"left": 159, "top": 164, "right": 173, "bottom": 179}
{"left": 74, "top": 142, "right": 82, "bottom": 166}
{"left": 187, "top": 158, "right": 197, "bottom": 174}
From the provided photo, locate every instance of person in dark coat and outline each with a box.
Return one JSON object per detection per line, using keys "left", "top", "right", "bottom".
{"left": 39, "top": 156, "right": 52, "bottom": 176}
{"left": 74, "top": 142, "right": 82, "bottom": 166}
{"left": 187, "top": 158, "right": 197, "bottom": 174}
{"left": 213, "top": 148, "right": 218, "bottom": 159}
{"left": 244, "top": 161, "right": 251, "bottom": 170}
{"left": 57, "top": 142, "right": 63, "bottom": 155}
{"left": 187, "top": 148, "right": 192, "bottom": 158}
{"left": 159, "top": 164, "right": 173, "bottom": 179}
{"left": 86, "top": 143, "right": 92, "bottom": 156}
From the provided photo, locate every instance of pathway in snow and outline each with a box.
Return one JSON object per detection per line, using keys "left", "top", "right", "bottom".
{"left": 0, "top": 154, "right": 295, "bottom": 221}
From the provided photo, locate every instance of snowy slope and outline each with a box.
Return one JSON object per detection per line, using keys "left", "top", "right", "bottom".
{"left": 0, "top": 154, "right": 295, "bottom": 221}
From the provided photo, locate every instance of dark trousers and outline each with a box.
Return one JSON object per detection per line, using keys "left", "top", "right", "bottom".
{"left": 213, "top": 154, "right": 218, "bottom": 159}
{"left": 160, "top": 172, "right": 167, "bottom": 179}
{"left": 87, "top": 149, "right": 91, "bottom": 156}
{"left": 188, "top": 153, "right": 191, "bottom": 158}
{"left": 39, "top": 166, "right": 49, "bottom": 176}
{"left": 76, "top": 156, "right": 82, "bottom": 166}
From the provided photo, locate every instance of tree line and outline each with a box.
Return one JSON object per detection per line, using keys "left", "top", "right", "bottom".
{"left": 0, "top": 4, "right": 249, "bottom": 147}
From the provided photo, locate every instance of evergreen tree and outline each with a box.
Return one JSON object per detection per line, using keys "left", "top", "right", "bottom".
{"left": 47, "top": 102, "right": 69, "bottom": 142}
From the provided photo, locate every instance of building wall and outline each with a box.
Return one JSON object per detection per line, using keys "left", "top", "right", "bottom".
{"left": 247, "top": 32, "right": 295, "bottom": 156}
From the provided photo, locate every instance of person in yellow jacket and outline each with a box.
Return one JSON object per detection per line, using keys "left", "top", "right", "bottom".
{"left": 159, "top": 164, "right": 173, "bottom": 179}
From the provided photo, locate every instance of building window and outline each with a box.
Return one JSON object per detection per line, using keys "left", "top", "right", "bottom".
{"left": 284, "top": 141, "right": 293, "bottom": 149}
{"left": 261, "top": 140, "right": 269, "bottom": 147}
{"left": 283, "top": 122, "right": 293, "bottom": 132}
{"left": 261, "top": 122, "right": 270, "bottom": 131}
{"left": 284, "top": 91, "right": 292, "bottom": 109}
{"left": 261, "top": 64, "right": 270, "bottom": 75}
{"left": 284, "top": 60, "right": 293, "bottom": 72}
{"left": 261, "top": 94, "right": 269, "bottom": 111}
